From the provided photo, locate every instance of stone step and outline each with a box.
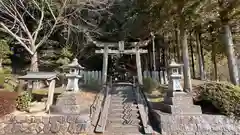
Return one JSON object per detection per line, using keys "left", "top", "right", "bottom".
{"left": 111, "top": 98, "right": 137, "bottom": 103}
{"left": 110, "top": 104, "right": 138, "bottom": 109}
{"left": 108, "top": 118, "right": 141, "bottom": 125}
{"left": 108, "top": 112, "right": 139, "bottom": 119}
{"left": 109, "top": 123, "right": 141, "bottom": 128}
{"left": 160, "top": 103, "right": 202, "bottom": 114}
{"left": 112, "top": 90, "right": 135, "bottom": 93}
{"left": 110, "top": 108, "right": 139, "bottom": 113}
{"left": 104, "top": 132, "right": 143, "bottom": 135}
{"left": 106, "top": 126, "right": 142, "bottom": 134}
{"left": 110, "top": 103, "right": 138, "bottom": 107}
{"left": 163, "top": 96, "right": 194, "bottom": 105}
{"left": 110, "top": 102, "right": 138, "bottom": 107}
{"left": 112, "top": 89, "right": 134, "bottom": 92}
{"left": 111, "top": 99, "right": 137, "bottom": 104}
{"left": 111, "top": 94, "right": 136, "bottom": 97}
{"left": 111, "top": 96, "right": 137, "bottom": 101}
{"left": 112, "top": 89, "right": 134, "bottom": 91}
{"left": 111, "top": 91, "right": 135, "bottom": 94}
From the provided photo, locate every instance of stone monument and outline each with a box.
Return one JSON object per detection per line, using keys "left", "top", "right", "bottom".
{"left": 160, "top": 60, "right": 202, "bottom": 114}
{"left": 51, "top": 58, "right": 85, "bottom": 114}
{"left": 65, "top": 58, "right": 84, "bottom": 92}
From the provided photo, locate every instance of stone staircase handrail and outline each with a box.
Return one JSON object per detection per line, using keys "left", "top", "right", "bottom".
{"left": 95, "top": 86, "right": 111, "bottom": 133}
{"left": 90, "top": 86, "right": 105, "bottom": 126}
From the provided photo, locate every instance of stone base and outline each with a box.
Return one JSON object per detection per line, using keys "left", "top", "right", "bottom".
{"left": 156, "top": 112, "right": 240, "bottom": 135}
{"left": 51, "top": 92, "right": 82, "bottom": 115}
{"left": 160, "top": 91, "right": 202, "bottom": 114}
{"left": 0, "top": 115, "right": 90, "bottom": 135}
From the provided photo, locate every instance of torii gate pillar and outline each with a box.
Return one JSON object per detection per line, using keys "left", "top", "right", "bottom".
{"left": 102, "top": 45, "right": 109, "bottom": 86}
{"left": 135, "top": 47, "right": 143, "bottom": 85}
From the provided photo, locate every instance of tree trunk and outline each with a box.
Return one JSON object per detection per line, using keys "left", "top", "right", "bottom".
{"left": 149, "top": 46, "right": 153, "bottom": 71}
{"left": 30, "top": 52, "right": 39, "bottom": 90}
{"left": 180, "top": 21, "right": 192, "bottom": 92}
{"left": 152, "top": 34, "right": 156, "bottom": 71}
{"left": 173, "top": 39, "right": 177, "bottom": 61}
{"left": 30, "top": 52, "right": 39, "bottom": 72}
{"left": 189, "top": 32, "right": 195, "bottom": 79}
{"left": 196, "top": 31, "right": 205, "bottom": 80}
{"left": 211, "top": 43, "right": 218, "bottom": 81}
{"left": 163, "top": 49, "right": 167, "bottom": 67}
{"left": 168, "top": 45, "right": 171, "bottom": 62}
{"left": 0, "top": 58, "right": 3, "bottom": 71}
{"left": 222, "top": 24, "right": 239, "bottom": 85}
{"left": 199, "top": 37, "right": 206, "bottom": 78}
{"left": 175, "top": 29, "right": 181, "bottom": 63}
{"left": 144, "top": 54, "right": 148, "bottom": 70}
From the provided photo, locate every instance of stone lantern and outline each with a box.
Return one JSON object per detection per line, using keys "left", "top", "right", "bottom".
{"left": 65, "top": 58, "right": 84, "bottom": 92}
{"left": 160, "top": 59, "right": 202, "bottom": 114}
{"left": 167, "top": 59, "right": 183, "bottom": 92}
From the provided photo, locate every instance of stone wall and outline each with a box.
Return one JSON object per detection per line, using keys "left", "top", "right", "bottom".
{"left": 0, "top": 114, "right": 90, "bottom": 135}
{"left": 155, "top": 111, "right": 240, "bottom": 135}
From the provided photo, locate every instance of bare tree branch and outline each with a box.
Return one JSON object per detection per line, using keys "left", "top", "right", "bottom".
{"left": 0, "top": 22, "right": 34, "bottom": 55}
{"left": 0, "top": 0, "right": 114, "bottom": 57}
{"left": 32, "top": 5, "right": 45, "bottom": 45}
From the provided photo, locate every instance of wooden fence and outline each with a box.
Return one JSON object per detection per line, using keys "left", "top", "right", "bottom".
{"left": 143, "top": 70, "right": 168, "bottom": 84}
{"left": 80, "top": 71, "right": 102, "bottom": 85}
{"left": 81, "top": 70, "right": 169, "bottom": 85}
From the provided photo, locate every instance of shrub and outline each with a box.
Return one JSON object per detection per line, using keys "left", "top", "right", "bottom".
{"left": 194, "top": 82, "right": 240, "bottom": 118}
{"left": 0, "top": 91, "right": 18, "bottom": 117}
{"left": 2, "top": 75, "right": 18, "bottom": 92}
{"left": 143, "top": 77, "right": 157, "bottom": 93}
{"left": 16, "top": 92, "right": 32, "bottom": 112}
{"left": 0, "top": 73, "right": 14, "bottom": 90}
{"left": 0, "top": 67, "right": 12, "bottom": 74}
{"left": 2, "top": 67, "right": 12, "bottom": 74}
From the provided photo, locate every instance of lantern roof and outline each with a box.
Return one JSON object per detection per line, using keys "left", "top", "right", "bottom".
{"left": 66, "top": 58, "right": 84, "bottom": 69}
{"left": 168, "top": 59, "right": 183, "bottom": 68}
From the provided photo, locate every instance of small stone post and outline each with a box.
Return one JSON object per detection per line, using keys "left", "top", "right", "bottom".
{"left": 46, "top": 79, "right": 56, "bottom": 112}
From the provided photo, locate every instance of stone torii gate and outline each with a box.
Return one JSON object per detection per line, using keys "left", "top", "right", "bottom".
{"left": 95, "top": 41, "right": 148, "bottom": 85}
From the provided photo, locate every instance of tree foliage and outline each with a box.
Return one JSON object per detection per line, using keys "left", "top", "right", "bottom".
{"left": 0, "top": 39, "right": 12, "bottom": 65}
{"left": 56, "top": 45, "right": 73, "bottom": 66}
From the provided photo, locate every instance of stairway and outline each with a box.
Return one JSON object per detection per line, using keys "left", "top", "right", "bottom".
{"left": 105, "top": 85, "right": 144, "bottom": 135}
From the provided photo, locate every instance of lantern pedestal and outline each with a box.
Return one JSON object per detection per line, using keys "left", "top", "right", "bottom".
{"left": 51, "top": 92, "right": 82, "bottom": 114}
{"left": 160, "top": 91, "right": 202, "bottom": 114}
